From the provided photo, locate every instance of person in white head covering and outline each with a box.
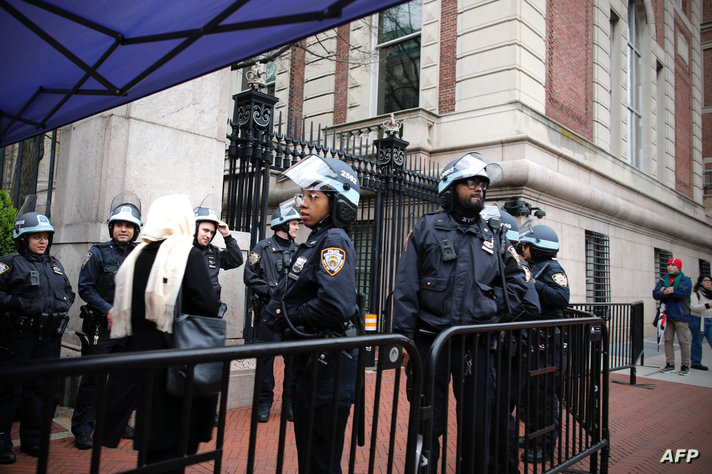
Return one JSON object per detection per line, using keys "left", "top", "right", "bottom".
{"left": 102, "top": 195, "right": 220, "bottom": 466}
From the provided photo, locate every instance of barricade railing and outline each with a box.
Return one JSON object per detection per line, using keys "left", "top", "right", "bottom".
{"left": 0, "top": 334, "right": 421, "bottom": 474}
{"left": 568, "top": 302, "right": 644, "bottom": 384}
{"left": 421, "top": 317, "right": 609, "bottom": 474}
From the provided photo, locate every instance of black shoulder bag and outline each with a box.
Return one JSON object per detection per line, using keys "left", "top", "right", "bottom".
{"left": 166, "top": 287, "right": 227, "bottom": 397}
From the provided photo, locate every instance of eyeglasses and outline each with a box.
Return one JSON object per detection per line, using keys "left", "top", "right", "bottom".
{"left": 461, "top": 178, "right": 488, "bottom": 190}
{"left": 295, "top": 192, "right": 321, "bottom": 206}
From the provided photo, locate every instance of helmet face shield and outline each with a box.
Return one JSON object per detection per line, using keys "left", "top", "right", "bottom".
{"left": 277, "top": 154, "right": 360, "bottom": 207}
{"left": 518, "top": 224, "right": 559, "bottom": 250}
{"left": 271, "top": 198, "right": 301, "bottom": 228}
{"left": 438, "top": 152, "right": 503, "bottom": 194}
{"left": 109, "top": 191, "right": 142, "bottom": 228}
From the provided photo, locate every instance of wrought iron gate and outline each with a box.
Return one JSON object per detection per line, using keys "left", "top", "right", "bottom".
{"left": 224, "top": 87, "right": 440, "bottom": 338}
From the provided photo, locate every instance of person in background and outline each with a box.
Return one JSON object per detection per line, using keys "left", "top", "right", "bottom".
{"left": 690, "top": 273, "right": 712, "bottom": 371}
{"left": 71, "top": 192, "right": 142, "bottom": 450}
{"left": 653, "top": 257, "right": 692, "bottom": 376}
{"left": 263, "top": 154, "right": 361, "bottom": 474}
{"left": 516, "top": 224, "right": 570, "bottom": 464}
{"left": 0, "top": 204, "right": 75, "bottom": 464}
{"left": 193, "top": 205, "right": 243, "bottom": 299}
{"left": 244, "top": 201, "right": 300, "bottom": 423}
{"left": 102, "top": 194, "right": 221, "bottom": 469}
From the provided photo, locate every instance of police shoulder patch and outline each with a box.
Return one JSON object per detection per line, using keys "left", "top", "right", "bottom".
{"left": 507, "top": 246, "right": 521, "bottom": 266}
{"left": 248, "top": 251, "right": 261, "bottom": 266}
{"left": 321, "top": 247, "right": 346, "bottom": 276}
{"left": 0, "top": 262, "right": 9, "bottom": 275}
{"left": 523, "top": 265, "right": 531, "bottom": 283}
{"left": 81, "top": 251, "right": 92, "bottom": 268}
{"left": 552, "top": 273, "right": 568, "bottom": 287}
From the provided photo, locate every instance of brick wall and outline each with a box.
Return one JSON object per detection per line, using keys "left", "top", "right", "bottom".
{"left": 288, "top": 43, "right": 306, "bottom": 135}
{"left": 438, "top": 0, "right": 457, "bottom": 114}
{"left": 334, "top": 25, "right": 350, "bottom": 125}
{"left": 545, "top": 0, "right": 593, "bottom": 140}
{"left": 674, "top": 14, "right": 693, "bottom": 197}
{"left": 653, "top": 0, "right": 665, "bottom": 48}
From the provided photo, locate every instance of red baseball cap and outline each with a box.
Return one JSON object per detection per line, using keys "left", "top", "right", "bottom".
{"left": 667, "top": 257, "right": 682, "bottom": 270}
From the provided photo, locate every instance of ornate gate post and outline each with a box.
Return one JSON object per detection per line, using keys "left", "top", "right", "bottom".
{"left": 371, "top": 114, "right": 409, "bottom": 334}
{"left": 226, "top": 63, "right": 278, "bottom": 247}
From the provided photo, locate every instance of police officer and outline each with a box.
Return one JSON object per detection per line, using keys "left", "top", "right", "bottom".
{"left": 392, "top": 152, "right": 528, "bottom": 473}
{"left": 71, "top": 192, "right": 141, "bottom": 450}
{"left": 516, "top": 224, "right": 570, "bottom": 463}
{"left": 485, "top": 208, "right": 541, "bottom": 474}
{"left": 0, "top": 208, "right": 75, "bottom": 463}
{"left": 244, "top": 201, "right": 300, "bottom": 422}
{"left": 193, "top": 206, "right": 243, "bottom": 299}
{"left": 263, "top": 154, "right": 360, "bottom": 474}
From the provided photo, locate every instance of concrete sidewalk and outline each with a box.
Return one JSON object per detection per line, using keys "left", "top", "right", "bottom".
{"left": 6, "top": 337, "right": 712, "bottom": 473}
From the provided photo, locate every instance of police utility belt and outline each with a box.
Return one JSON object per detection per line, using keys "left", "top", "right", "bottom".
{"left": 2, "top": 311, "right": 69, "bottom": 337}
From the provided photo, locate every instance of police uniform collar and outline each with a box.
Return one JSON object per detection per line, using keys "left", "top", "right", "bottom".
{"left": 272, "top": 233, "right": 291, "bottom": 248}
{"left": 23, "top": 251, "right": 47, "bottom": 262}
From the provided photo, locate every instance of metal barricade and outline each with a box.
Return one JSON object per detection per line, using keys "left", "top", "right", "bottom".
{"left": 420, "top": 317, "right": 609, "bottom": 474}
{"left": 0, "top": 334, "right": 421, "bottom": 474}
{"left": 568, "top": 302, "right": 644, "bottom": 384}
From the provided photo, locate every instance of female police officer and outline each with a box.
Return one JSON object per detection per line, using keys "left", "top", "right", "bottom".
{"left": 263, "top": 154, "right": 360, "bottom": 474}
{"left": 0, "top": 209, "right": 75, "bottom": 463}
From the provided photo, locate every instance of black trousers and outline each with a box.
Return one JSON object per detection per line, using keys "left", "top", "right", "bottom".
{"left": 0, "top": 330, "right": 61, "bottom": 452}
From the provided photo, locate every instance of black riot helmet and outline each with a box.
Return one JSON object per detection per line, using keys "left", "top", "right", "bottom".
{"left": 270, "top": 198, "right": 300, "bottom": 234}
{"left": 13, "top": 195, "right": 55, "bottom": 255}
{"left": 108, "top": 191, "right": 142, "bottom": 242}
{"left": 277, "top": 154, "right": 360, "bottom": 228}
{"left": 518, "top": 224, "right": 559, "bottom": 261}
{"left": 438, "top": 152, "right": 502, "bottom": 212}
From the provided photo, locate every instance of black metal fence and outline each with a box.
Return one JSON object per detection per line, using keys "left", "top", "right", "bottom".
{"left": 224, "top": 88, "right": 440, "bottom": 339}
{"left": 568, "top": 302, "right": 644, "bottom": 384}
{"left": 0, "top": 318, "right": 609, "bottom": 474}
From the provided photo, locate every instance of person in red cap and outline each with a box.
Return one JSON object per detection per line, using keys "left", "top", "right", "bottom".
{"left": 653, "top": 257, "right": 692, "bottom": 375}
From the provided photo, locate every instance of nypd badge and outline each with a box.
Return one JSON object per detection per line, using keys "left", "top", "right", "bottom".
{"left": 81, "top": 251, "right": 92, "bottom": 268}
{"left": 248, "top": 251, "right": 261, "bottom": 266}
{"left": 321, "top": 247, "right": 345, "bottom": 276}
{"left": 552, "top": 273, "right": 568, "bottom": 287}
{"left": 0, "top": 262, "right": 8, "bottom": 275}
{"left": 292, "top": 256, "right": 308, "bottom": 274}
{"left": 523, "top": 265, "right": 531, "bottom": 282}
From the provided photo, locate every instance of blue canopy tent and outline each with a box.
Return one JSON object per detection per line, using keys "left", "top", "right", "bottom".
{"left": 0, "top": 0, "right": 407, "bottom": 147}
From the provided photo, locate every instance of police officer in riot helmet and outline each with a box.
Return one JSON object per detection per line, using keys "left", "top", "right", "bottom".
{"left": 482, "top": 206, "right": 541, "bottom": 474}
{"left": 263, "top": 154, "right": 360, "bottom": 473}
{"left": 0, "top": 198, "right": 75, "bottom": 464}
{"left": 393, "top": 152, "right": 528, "bottom": 472}
{"left": 244, "top": 200, "right": 300, "bottom": 423}
{"left": 71, "top": 191, "right": 141, "bottom": 450}
{"left": 516, "top": 223, "right": 570, "bottom": 463}
{"left": 193, "top": 203, "right": 243, "bottom": 299}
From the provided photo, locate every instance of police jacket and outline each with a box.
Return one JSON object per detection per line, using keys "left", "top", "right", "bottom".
{"left": 530, "top": 259, "right": 570, "bottom": 319}
{"left": 264, "top": 220, "right": 357, "bottom": 333}
{"left": 0, "top": 251, "right": 75, "bottom": 317}
{"left": 653, "top": 272, "right": 692, "bottom": 322}
{"left": 195, "top": 234, "right": 243, "bottom": 295}
{"left": 509, "top": 262, "right": 541, "bottom": 322}
{"left": 78, "top": 240, "right": 135, "bottom": 315}
{"left": 392, "top": 211, "right": 528, "bottom": 339}
{"left": 244, "top": 234, "right": 297, "bottom": 300}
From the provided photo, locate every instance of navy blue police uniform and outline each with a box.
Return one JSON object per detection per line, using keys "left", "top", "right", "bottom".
{"left": 71, "top": 240, "right": 135, "bottom": 440}
{"left": 0, "top": 251, "right": 74, "bottom": 455}
{"left": 523, "top": 258, "right": 569, "bottom": 461}
{"left": 244, "top": 235, "right": 297, "bottom": 408}
{"left": 491, "top": 259, "right": 541, "bottom": 474}
{"left": 393, "top": 211, "right": 528, "bottom": 472}
{"left": 264, "top": 220, "right": 358, "bottom": 474}
{"left": 197, "top": 234, "right": 243, "bottom": 298}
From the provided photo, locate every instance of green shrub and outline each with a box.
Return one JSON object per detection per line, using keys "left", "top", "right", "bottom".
{"left": 0, "top": 190, "right": 18, "bottom": 256}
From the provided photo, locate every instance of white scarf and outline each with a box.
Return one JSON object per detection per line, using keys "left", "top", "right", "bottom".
{"left": 111, "top": 195, "right": 196, "bottom": 338}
